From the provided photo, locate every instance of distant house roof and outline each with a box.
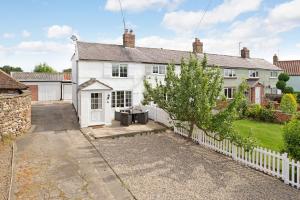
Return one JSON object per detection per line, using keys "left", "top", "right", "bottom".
{"left": 11, "top": 72, "right": 72, "bottom": 82}
{"left": 76, "top": 41, "right": 281, "bottom": 71}
{"left": 0, "top": 70, "right": 28, "bottom": 90}
{"left": 274, "top": 60, "right": 300, "bottom": 76}
{"left": 78, "top": 78, "right": 113, "bottom": 90}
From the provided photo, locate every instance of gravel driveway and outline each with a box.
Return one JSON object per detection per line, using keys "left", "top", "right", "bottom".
{"left": 94, "top": 131, "right": 300, "bottom": 200}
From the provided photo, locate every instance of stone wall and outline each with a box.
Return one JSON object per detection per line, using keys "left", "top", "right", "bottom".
{"left": 0, "top": 91, "right": 31, "bottom": 141}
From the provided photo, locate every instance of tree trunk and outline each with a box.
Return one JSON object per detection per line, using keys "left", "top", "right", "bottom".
{"left": 188, "top": 122, "right": 194, "bottom": 138}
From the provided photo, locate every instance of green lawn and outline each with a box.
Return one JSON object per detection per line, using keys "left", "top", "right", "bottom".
{"left": 233, "top": 119, "right": 284, "bottom": 152}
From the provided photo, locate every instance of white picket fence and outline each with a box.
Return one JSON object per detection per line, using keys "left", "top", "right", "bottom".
{"left": 143, "top": 105, "right": 300, "bottom": 189}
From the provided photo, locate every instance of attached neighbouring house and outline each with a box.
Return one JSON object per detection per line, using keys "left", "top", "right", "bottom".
{"left": 273, "top": 54, "right": 300, "bottom": 92}
{"left": 0, "top": 70, "right": 31, "bottom": 141}
{"left": 72, "top": 29, "right": 282, "bottom": 128}
{"left": 11, "top": 72, "right": 72, "bottom": 101}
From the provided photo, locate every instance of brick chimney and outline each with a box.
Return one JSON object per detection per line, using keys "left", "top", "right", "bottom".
{"left": 192, "top": 38, "right": 203, "bottom": 54}
{"left": 241, "top": 47, "right": 250, "bottom": 58}
{"left": 123, "top": 29, "right": 135, "bottom": 48}
{"left": 273, "top": 54, "right": 278, "bottom": 64}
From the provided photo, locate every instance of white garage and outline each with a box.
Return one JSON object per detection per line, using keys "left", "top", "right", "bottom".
{"left": 11, "top": 72, "right": 72, "bottom": 101}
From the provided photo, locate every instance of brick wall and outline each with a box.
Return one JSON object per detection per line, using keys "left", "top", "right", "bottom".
{"left": 0, "top": 90, "right": 31, "bottom": 141}
{"left": 27, "top": 85, "right": 38, "bottom": 101}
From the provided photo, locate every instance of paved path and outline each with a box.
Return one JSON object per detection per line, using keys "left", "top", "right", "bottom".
{"left": 94, "top": 132, "right": 300, "bottom": 200}
{"left": 12, "top": 103, "right": 133, "bottom": 200}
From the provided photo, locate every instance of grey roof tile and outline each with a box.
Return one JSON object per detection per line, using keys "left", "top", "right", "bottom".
{"left": 11, "top": 72, "right": 71, "bottom": 81}
{"left": 76, "top": 41, "right": 281, "bottom": 71}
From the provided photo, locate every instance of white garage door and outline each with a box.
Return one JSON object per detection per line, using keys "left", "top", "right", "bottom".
{"left": 38, "top": 83, "right": 61, "bottom": 101}
{"left": 63, "top": 84, "right": 72, "bottom": 100}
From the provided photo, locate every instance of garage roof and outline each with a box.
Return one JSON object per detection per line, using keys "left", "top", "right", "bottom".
{"left": 11, "top": 72, "right": 72, "bottom": 82}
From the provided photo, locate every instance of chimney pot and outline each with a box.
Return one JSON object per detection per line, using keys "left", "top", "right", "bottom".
{"left": 241, "top": 47, "right": 250, "bottom": 58}
{"left": 192, "top": 37, "right": 203, "bottom": 54}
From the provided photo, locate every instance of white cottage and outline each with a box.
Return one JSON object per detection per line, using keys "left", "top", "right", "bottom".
{"left": 72, "top": 29, "right": 281, "bottom": 128}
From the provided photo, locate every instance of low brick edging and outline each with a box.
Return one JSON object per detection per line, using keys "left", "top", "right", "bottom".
{"left": 0, "top": 90, "right": 31, "bottom": 141}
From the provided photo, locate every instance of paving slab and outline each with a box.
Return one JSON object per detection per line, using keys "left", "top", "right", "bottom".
{"left": 86, "top": 120, "right": 166, "bottom": 139}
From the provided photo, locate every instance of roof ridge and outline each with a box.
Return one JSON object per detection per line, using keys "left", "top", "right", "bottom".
{"left": 77, "top": 40, "right": 268, "bottom": 60}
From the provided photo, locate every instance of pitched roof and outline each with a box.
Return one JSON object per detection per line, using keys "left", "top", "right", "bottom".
{"left": 0, "top": 70, "right": 28, "bottom": 90}
{"left": 11, "top": 72, "right": 72, "bottom": 81}
{"left": 78, "top": 78, "right": 113, "bottom": 90}
{"left": 76, "top": 41, "right": 281, "bottom": 71}
{"left": 274, "top": 60, "right": 300, "bottom": 76}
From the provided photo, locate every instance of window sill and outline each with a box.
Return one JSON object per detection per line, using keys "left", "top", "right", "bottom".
{"left": 248, "top": 77, "right": 260, "bottom": 79}
{"left": 269, "top": 77, "right": 278, "bottom": 79}
{"left": 224, "top": 77, "right": 237, "bottom": 79}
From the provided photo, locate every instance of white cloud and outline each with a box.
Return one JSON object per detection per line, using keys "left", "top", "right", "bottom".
{"left": 105, "top": 0, "right": 184, "bottom": 12}
{"left": 21, "top": 30, "right": 31, "bottom": 38}
{"left": 0, "top": 41, "right": 75, "bottom": 71}
{"left": 16, "top": 41, "right": 73, "bottom": 54}
{"left": 2, "top": 33, "right": 15, "bottom": 39}
{"left": 47, "top": 25, "right": 74, "bottom": 38}
{"left": 162, "top": 0, "right": 262, "bottom": 33}
{"left": 266, "top": 0, "right": 300, "bottom": 33}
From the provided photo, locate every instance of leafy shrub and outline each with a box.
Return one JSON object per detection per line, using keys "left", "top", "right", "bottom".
{"left": 278, "top": 73, "right": 290, "bottom": 82}
{"left": 245, "top": 104, "right": 261, "bottom": 119}
{"left": 244, "top": 104, "right": 276, "bottom": 122}
{"left": 284, "top": 86, "right": 294, "bottom": 94}
{"left": 259, "top": 107, "right": 276, "bottom": 122}
{"left": 280, "top": 93, "right": 297, "bottom": 114}
{"left": 283, "top": 119, "right": 300, "bottom": 161}
{"left": 276, "top": 80, "right": 286, "bottom": 91}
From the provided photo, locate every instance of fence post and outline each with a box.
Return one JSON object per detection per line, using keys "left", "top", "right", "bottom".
{"left": 232, "top": 145, "right": 237, "bottom": 161}
{"left": 282, "top": 153, "right": 290, "bottom": 184}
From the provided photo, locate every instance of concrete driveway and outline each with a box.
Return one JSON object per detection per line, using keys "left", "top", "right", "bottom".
{"left": 12, "top": 103, "right": 133, "bottom": 200}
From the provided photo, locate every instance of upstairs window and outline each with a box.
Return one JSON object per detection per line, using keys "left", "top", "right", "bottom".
{"left": 112, "top": 64, "right": 128, "bottom": 77}
{"left": 270, "top": 71, "right": 278, "bottom": 78}
{"left": 224, "top": 69, "right": 236, "bottom": 77}
{"left": 153, "top": 65, "right": 166, "bottom": 75}
{"left": 249, "top": 70, "right": 259, "bottom": 78}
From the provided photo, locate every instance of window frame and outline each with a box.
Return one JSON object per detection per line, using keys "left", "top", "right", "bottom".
{"left": 152, "top": 65, "right": 166, "bottom": 75}
{"left": 270, "top": 71, "right": 278, "bottom": 78}
{"left": 224, "top": 68, "right": 236, "bottom": 78}
{"left": 224, "top": 87, "right": 235, "bottom": 99}
{"left": 112, "top": 63, "right": 128, "bottom": 78}
{"left": 111, "top": 90, "right": 132, "bottom": 108}
{"left": 249, "top": 70, "right": 259, "bottom": 78}
{"left": 91, "top": 93, "right": 103, "bottom": 110}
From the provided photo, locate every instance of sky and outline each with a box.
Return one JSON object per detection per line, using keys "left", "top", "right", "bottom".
{"left": 0, "top": 0, "right": 300, "bottom": 72}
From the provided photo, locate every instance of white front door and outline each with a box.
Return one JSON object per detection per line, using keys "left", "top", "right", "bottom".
{"left": 255, "top": 87, "right": 261, "bottom": 104}
{"left": 90, "top": 92, "right": 104, "bottom": 125}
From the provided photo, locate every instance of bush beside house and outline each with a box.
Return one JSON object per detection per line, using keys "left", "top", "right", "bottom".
{"left": 280, "top": 93, "right": 297, "bottom": 114}
{"left": 283, "top": 119, "right": 300, "bottom": 161}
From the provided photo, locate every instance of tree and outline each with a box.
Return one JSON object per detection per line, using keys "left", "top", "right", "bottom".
{"left": 280, "top": 93, "right": 297, "bottom": 114}
{"left": 63, "top": 68, "right": 72, "bottom": 73}
{"left": 276, "top": 73, "right": 293, "bottom": 93}
{"left": 143, "top": 55, "right": 253, "bottom": 148}
{"left": 276, "top": 80, "right": 286, "bottom": 91}
{"left": 0, "top": 65, "right": 23, "bottom": 74}
{"left": 278, "top": 73, "right": 289, "bottom": 82}
{"left": 284, "top": 86, "right": 294, "bottom": 94}
{"left": 34, "top": 63, "right": 56, "bottom": 73}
